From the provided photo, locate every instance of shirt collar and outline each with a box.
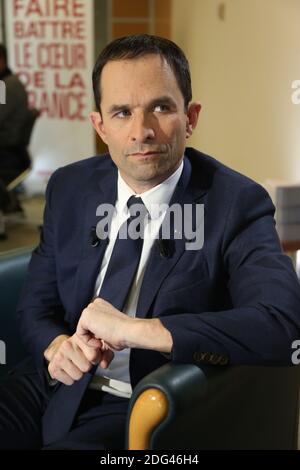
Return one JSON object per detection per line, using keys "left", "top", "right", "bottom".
{"left": 117, "top": 159, "right": 184, "bottom": 219}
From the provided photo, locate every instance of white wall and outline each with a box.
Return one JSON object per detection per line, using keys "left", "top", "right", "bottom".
{"left": 0, "top": 1, "right": 4, "bottom": 42}
{"left": 172, "top": 0, "right": 300, "bottom": 183}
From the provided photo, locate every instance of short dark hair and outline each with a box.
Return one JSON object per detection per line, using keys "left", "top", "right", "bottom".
{"left": 92, "top": 34, "right": 192, "bottom": 112}
{"left": 0, "top": 44, "right": 7, "bottom": 63}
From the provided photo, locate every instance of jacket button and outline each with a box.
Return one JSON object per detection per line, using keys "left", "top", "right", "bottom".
{"left": 219, "top": 356, "right": 229, "bottom": 365}
{"left": 193, "top": 351, "right": 206, "bottom": 362}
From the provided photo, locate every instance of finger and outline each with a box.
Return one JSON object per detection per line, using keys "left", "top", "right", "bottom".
{"left": 52, "top": 370, "right": 74, "bottom": 386}
{"left": 74, "top": 335, "right": 103, "bottom": 365}
{"left": 100, "top": 339, "right": 109, "bottom": 350}
{"left": 60, "top": 358, "right": 84, "bottom": 381}
{"left": 61, "top": 338, "right": 92, "bottom": 373}
{"left": 86, "top": 337, "right": 102, "bottom": 348}
{"left": 76, "top": 324, "right": 101, "bottom": 349}
{"left": 99, "top": 349, "right": 114, "bottom": 369}
{"left": 81, "top": 346, "right": 102, "bottom": 365}
{"left": 48, "top": 362, "right": 74, "bottom": 386}
{"left": 76, "top": 321, "right": 98, "bottom": 347}
{"left": 73, "top": 333, "right": 102, "bottom": 352}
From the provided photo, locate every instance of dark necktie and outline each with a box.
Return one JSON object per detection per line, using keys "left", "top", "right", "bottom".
{"left": 97, "top": 196, "right": 148, "bottom": 311}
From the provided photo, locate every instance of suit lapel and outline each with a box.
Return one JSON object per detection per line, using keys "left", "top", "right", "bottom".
{"left": 136, "top": 156, "right": 207, "bottom": 319}
{"left": 72, "top": 165, "right": 118, "bottom": 325}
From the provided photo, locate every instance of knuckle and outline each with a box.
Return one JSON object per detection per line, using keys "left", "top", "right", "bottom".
{"left": 82, "top": 362, "right": 91, "bottom": 373}
{"left": 55, "top": 351, "right": 63, "bottom": 363}
{"left": 74, "top": 370, "right": 83, "bottom": 381}
{"left": 63, "top": 341, "right": 72, "bottom": 352}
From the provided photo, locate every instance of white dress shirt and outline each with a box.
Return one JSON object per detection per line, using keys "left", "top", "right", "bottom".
{"left": 90, "top": 160, "right": 184, "bottom": 398}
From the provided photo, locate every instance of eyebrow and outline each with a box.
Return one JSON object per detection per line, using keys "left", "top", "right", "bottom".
{"left": 150, "top": 96, "right": 177, "bottom": 108}
{"left": 107, "top": 96, "right": 177, "bottom": 115}
{"left": 107, "top": 104, "right": 129, "bottom": 115}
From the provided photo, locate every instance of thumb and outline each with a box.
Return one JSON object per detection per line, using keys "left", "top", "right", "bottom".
{"left": 75, "top": 329, "right": 102, "bottom": 349}
{"left": 76, "top": 317, "right": 101, "bottom": 348}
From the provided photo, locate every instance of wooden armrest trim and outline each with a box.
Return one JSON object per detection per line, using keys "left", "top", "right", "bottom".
{"left": 128, "top": 387, "right": 168, "bottom": 450}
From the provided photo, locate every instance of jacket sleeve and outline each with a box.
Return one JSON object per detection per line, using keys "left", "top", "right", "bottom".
{"left": 159, "top": 182, "right": 300, "bottom": 366}
{"left": 17, "top": 169, "right": 71, "bottom": 367}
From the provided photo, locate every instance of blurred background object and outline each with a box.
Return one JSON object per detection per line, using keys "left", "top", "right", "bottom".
{"left": 0, "top": 42, "right": 39, "bottom": 238}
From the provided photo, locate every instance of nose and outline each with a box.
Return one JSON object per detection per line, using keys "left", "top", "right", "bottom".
{"left": 130, "top": 112, "right": 155, "bottom": 142}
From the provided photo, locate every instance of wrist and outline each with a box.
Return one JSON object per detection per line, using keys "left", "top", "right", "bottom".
{"left": 44, "top": 334, "right": 70, "bottom": 362}
{"left": 125, "top": 318, "right": 173, "bottom": 353}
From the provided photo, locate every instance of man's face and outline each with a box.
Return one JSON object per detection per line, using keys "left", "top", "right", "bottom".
{"left": 90, "top": 54, "right": 201, "bottom": 192}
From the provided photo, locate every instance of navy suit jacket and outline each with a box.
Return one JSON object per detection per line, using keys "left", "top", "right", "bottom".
{"left": 17, "top": 147, "right": 300, "bottom": 444}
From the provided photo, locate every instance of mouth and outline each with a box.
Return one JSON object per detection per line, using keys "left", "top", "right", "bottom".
{"left": 129, "top": 151, "right": 163, "bottom": 157}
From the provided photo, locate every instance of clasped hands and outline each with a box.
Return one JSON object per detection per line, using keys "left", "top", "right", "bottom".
{"left": 44, "top": 298, "right": 131, "bottom": 386}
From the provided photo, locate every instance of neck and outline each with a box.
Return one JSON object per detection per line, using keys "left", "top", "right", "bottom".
{"left": 120, "top": 162, "right": 183, "bottom": 195}
{"left": 121, "top": 179, "right": 163, "bottom": 195}
{"left": 121, "top": 173, "right": 177, "bottom": 194}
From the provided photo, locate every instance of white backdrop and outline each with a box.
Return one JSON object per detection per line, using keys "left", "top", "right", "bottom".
{"left": 5, "top": 0, "right": 95, "bottom": 193}
{"left": 0, "top": 2, "right": 4, "bottom": 42}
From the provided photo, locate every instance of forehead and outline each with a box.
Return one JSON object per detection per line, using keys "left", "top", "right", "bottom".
{"left": 100, "top": 55, "right": 183, "bottom": 105}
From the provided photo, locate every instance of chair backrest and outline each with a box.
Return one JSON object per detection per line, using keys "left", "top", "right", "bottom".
{"left": 0, "top": 247, "right": 33, "bottom": 376}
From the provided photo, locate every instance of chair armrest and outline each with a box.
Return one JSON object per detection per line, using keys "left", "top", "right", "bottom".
{"left": 0, "top": 247, "right": 33, "bottom": 375}
{"left": 126, "top": 363, "right": 300, "bottom": 450}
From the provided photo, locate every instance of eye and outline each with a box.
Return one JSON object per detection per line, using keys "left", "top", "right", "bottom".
{"left": 153, "top": 104, "right": 170, "bottom": 113}
{"left": 115, "top": 109, "right": 131, "bottom": 118}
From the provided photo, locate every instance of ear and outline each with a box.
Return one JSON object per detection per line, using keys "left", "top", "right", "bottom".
{"left": 89, "top": 111, "right": 108, "bottom": 145}
{"left": 186, "top": 102, "right": 201, "bottom": 138}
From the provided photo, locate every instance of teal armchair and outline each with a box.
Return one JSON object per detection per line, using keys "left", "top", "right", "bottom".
{"left": 126, "top": 362, "right": 300, "bottom": 449}
{"left": 0, "top": 247, "right": 299, "bottom": 449}
{"left": 0, "top": 247, "right": 32, "bottom": 376}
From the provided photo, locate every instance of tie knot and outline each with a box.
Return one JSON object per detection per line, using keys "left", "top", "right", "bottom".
{"left": 127, "top": 196, "right": 147, "bottom": 217}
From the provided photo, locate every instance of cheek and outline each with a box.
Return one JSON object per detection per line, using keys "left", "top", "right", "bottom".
{"left": 168, "top": 125, "right": 186, "bottom": 150}
{"left": 105, "top": 132, "right": 125, "bottom": 154}
{"left": 161, "top": 118, "right": 186, "bottom": 141}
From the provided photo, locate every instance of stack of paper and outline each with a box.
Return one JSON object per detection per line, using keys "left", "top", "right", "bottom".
{"left": 263, "top": 180, "right": 300, "bottom": 241}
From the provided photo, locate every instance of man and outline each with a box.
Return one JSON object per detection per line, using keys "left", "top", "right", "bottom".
{"left": 0, "top": 34, "right": 299, "bottom": 450}
{"left": 0, "top": 44, "right": 28, "bottom": 149}
{"left": 0, "top": 43, "right": 31, "bottom": 238}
